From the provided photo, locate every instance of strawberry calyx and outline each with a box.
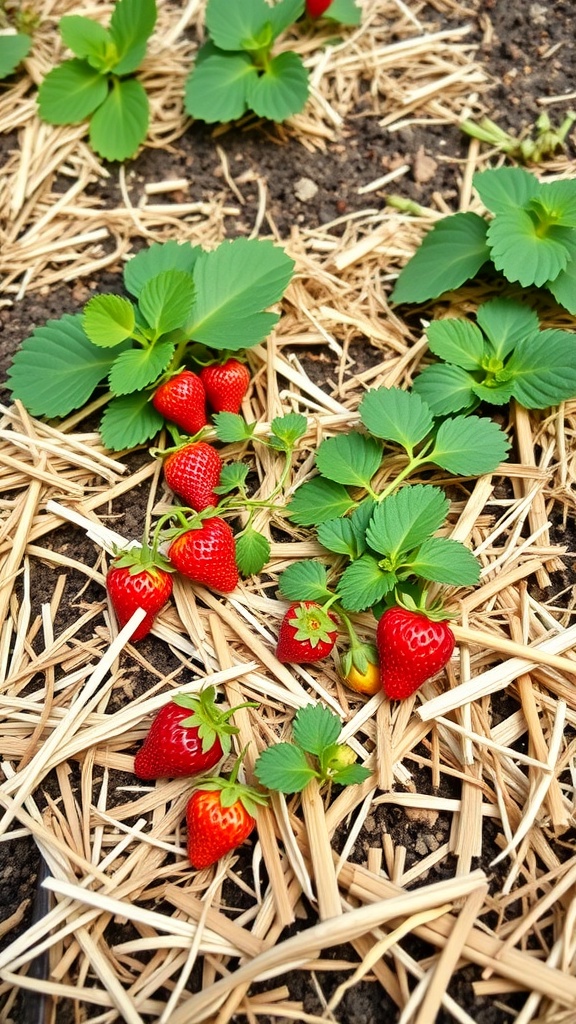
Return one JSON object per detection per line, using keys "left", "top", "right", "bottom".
{"left": 390, "top": 585, "right": 457, "bottom": 623}
{"left": 193, "top": 750, "right": 269, "bottom": 818}
{"left": 149, "top": 426, "right": 212, "bottom": 460}
{"left": 153, "top": 505, "right": 219, "bottom": 545}
{"left": 171, "top": 686, "right": 259, "bottom": 757}
{"left": 110, "top": 539, "right": 174, "bottom": 576}
{"left": 287, "top": 602, "right": 339, "bottom": 649}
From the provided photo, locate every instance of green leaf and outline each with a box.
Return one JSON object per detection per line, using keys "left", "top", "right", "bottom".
{"left": 476, "top": 298, "right": 540, "bottom": 360}
{"left": 292, "top": 705, "right": 341, "bottom": 756}
{"left": 205, "top": 0, "right": 272, "bottom": 50}
{"left": 212, "top": 412, "right": 256, "bottom": 442}
{"left": 533, "top": 180, "right": 576, "bottom": 228}
{"left": 213, "top": 462, "right": 250, "bottom": 494}
{"left": 412, "top": 363, "right": 478, "bottom": 416}
{"left": 366, "top": 485, "right": 449, "bottom": 560}
{"left": 254, "top": 743, "right": 317, "bottom": 793}
{"left": 269, "top": 412, "right": 308, "bottom": 450}
{"left": 89, "top": 76, "right": 149, "bottom": 161}
{"left": 546, "top": 258, "right": 576, "bottom": 314}
{"left": 426, "top": 318, "right": 485, "bottom": 370}
{"left": 235, "top": 527, "right": 271, "bottom": 576}
{"left": 390, "top": 213, "right": 490, "bottom": 305}
{"left": 99, "top": 391, "right": 164, "bottom": 451}
{"left": 138, "top": 270, "right": 196, "bottom": 336}
{"left": 0, "top": 33, "right": 32, "bottom": 78}
{"left": 315, "top": 432, "right": 383, "bottom": 488}
{"left": 408, "top": 537, "right": 480, "bottom": 586}
{"left": 184, "top": 48, "right": 254, "bottom": 123}
{"left": 331, "top": 764, "right": 371, "bottom": 785}
{"left": 108, "top": 340, "right": 175, "bottom": 395}
{"left": 124, "top": 240, "right": 202, "bottom": 298}
{"left": 487, "top": 210, "right": 576, "bottom": 288}
{"left": 359, "top": 386, "right": 433, "bottom": 452}
{"left": 245, "top": 51, "right": 309, "bottom": 122}
{"left": 109, "top": 0, "right": 156, "bottom": 74}
{"left": 506, "top": 328, "right": 576, "bottom": 409}
{"left": 470, "top": 380, "right": 513, "bottom": 406}
{"left": 337, "top": 556, "right": 395, "bottom": 613}
{"left": 324, "top": 0, "right": 362, "bottom": 25}
{"left": 278, "top": 562, "right": 333, "bottom": 603}
{"left": 38, "top": 59, "right": 108, "bottom": 124}
{"left": 317, "top": 517, "right": 360, "bottom": 558}
{"left": 428, "top": 415, "right": 511, "bottom": 476}
{"left": 186, "top": 238, "right": 294, "bottom": 349}
{"left": 6, "top": 315, "right": 118, "bottom": 417}
{"left": 82, "top": 294, "right": 136, "bottom": 347}
{"left": 59, "top": 16, "right": 116, "bottom": 70}
{"left": 287, "top": 477, "right": 356, "bottom": 526}
{"left": 473, "top": 167, "right": 540, "bottom": 214}
{"left": 268, "top": 0, "right": 306, "bottom": 36}
{"left": 349, "top": 500, "right": 377, "bottom": 554}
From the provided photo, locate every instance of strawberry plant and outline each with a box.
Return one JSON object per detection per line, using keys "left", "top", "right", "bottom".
{"left": 390, "top": 166, "right": 576, "bottom": 315}
{"left": 134, "top": 686, "right": 258, "bottom": 779}
{"left": 412, "top": 296, "right": 576, "bottom": 416}
{"left": 186, "top": 754, "right": 268, "bottom": 869}
{"left": 6, "top": 237, "right": 295, "bottom": 451}
{"left": 37, "top": 0, "right": 156, "bottom": 161}
{"left": 254, "top": 704, "right": 371, "bottom": 793}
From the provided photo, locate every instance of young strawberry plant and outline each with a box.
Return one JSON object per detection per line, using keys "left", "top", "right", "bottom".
{"left": 412, "top": 296, "right": 576, "bottom": 416}
{"left": 390, "top": 166, "right": 576, "bottom": 315}
{"left": 6, "top": 237, "right": 295, "bottom": 451}
{"left": 37, "top": 0, "right": 156, "bottom": 160}
{"left": 254, "top": 704, "right": 371, "bottom": 793}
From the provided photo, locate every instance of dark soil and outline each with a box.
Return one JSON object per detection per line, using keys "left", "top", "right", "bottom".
{"left": 2, "top": 1, "right": 576, "bottom": 1022}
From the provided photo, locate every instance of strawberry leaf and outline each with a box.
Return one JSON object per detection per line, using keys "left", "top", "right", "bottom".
{"left": 124, "top": 241, "right": 202, "bottom": 298}
{"left": 254, "top": 744, "right": 318, "bottom": 793}
{"left": 6, "top": 315, "right": 119, "bottom": 417}
{"left": 213, "top": 412, "right": 256, "bottom": 442}
{"left": 235, "top": 527, "right": 271, "bottom": 576}
{"left": 407, "top": 537, "right": 480, "bottom": 586}
{"left": 315, "top": 432, "right": 383, "bottom": 488}
{"left": 337, "top": 556, "right": 395, "bottom": 613}
{"left": 89, "top": 77, "right": 149, "bottom": 161}
{"left": 38, "top": 59, "right": 108, "bottom": 123}
{"left": 0, "top": 33, "right": 31, "bottom": 78}
{"left": 413, "top": 364, "right": 478, "bottom": 416}
{"left": 59, "top": 16, "right": 116, "bottom": 70}
{"left": 139, "top": 270, "right": 196, "bottom": 337}
{"left": 366, "top": 485, "right": 449, "bottom": 559}
{"left": 268, "top": 0, "right": 306, "bottom": 36}
{"left": 473, "top": 167, "right": 540, "bottom": 214}
{"left": 546, "top": 260, "right": 576, "bottom": 314}
{"left": 205, "top": 0, "right": 272, "bottom": 51}
{"left": 100, "top": 392, "right": 163, "bottom": 451}
{"left": 317, "top": 517, "right": 361, "bottom": 558}
{"left": 108, "top": 341, "right": 175, "bottom": 396}
{"left": 487, "top": 210, "right": 576, "bottom": 288}
{"left": 109, "top": 0, "right": 156, "bottom": 75}
{"left": 245, "top": 51, "right": 309, "bottom": 122}
{"left": 426, "top": 318, "right": 485, "bottom": 370}
{"left": 278, "top": 561, "right": 334, "bottom": 603}
{"left": 214, "top": 463, "right": 250, "bottom": 494}
{"left": 330, "top": 764, "right": 371, "bottom": 785}
{"left": 83, "top": 294, "right": 136, "bottom": 347}
{"left": 292, "top": 705, "right": 341, "bottom": 756}
{"left": 287, "top": 477, "right": 356, "bottom": 526}
{"left": 427, "top": 415, "right": 510, "bottom": 476}
{"left": 184, "top": 47, "right": 255, "bottom": 123}
{"left": 269, "top": 413, "right": 308, "bottom": 451}
{"left": 359, "top": 386, "right": 433, "bottom": 452}
{"left": 506, "top": 328, "right": 576, "bottom": 408}
{"left": 475, "top": 298, "right": 540, "bottom": 360}
{"left": 390, "top": 212, "right": 490, "bottom": 305}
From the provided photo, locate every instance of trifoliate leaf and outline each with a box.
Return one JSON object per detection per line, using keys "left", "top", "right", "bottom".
{"left": 213, "top": 462, "right": 250, "bottom": 494}
{"left": 108, "top": 340, "right": 175, "bottom": 396}
{"left": 269, "top": 412, "right": 308, "bottom": 450}
{"left": 235, "top": 527, "right": 271, "bottom": 576}
{"left": 278, "top": 562, "right": 333, "bottom": 603}
{"left": 83, "top": 294, "right": 136, "bottom": 347}
{"left": 99, "top": 391, "right": 163, "bottom": 451}
{"left": 337, "top": 556, "right": 395, "bottom": 613}
{"left": 124, "top": 240, "right": 202, "bottom": 298}
{"left": 6, "top": 315, "right": 119, "bottom": 417}
{"left": 287, "top": 477, "right": 356, "bottom": 525}
{"left": 186, "top": 238, "right": 294, "bottom": 349}
{"left": 109, "top": 0, "right": 156, "bottom": 75}
{"left": 254, "top": 744, "right": 317, "bottom": 793}
{"left": 366, "top": 485, "right": 449, "bottom": 560}
{"left": 59, "top": 16, "right": 116, "bottom": 70}
{"left": 473, "top": 167, "right": 540, "bottom": 214}
{"left": 428, "top": 415, "right": 510, "bottom": 476}
{"left": 0, "top": 33, "right": 31, "bottom": 78}
{"left": 38, "top": 59, "right": 108, "bottom": 124}
{"left": 506, "top": 328, "right": 576, "bottom": 408}
{"left": 184, "top": 47, "right": 255, "bottom": 123}
{"left": 359, "top": 386, "right": 433, "bottom": 452}
{"left": 487, "top": 210, "right": 576, "bottom": 288}
{"left": 315, "top": 432, "right": 383, "bottom": 489}
{"left": 426, "top": 318, "right": 485, "bottom": 370}
{"left": 407, "top": 536, "right": 480, "bottom": 586}
{"left": 245, "top": 51, "right": 309, "bottom": 122}
{"left": 292, "top": 705, "right": 341, "bottom": 757}
{"left": 317, "top": 517, "right": 360, "bottom": 558}
{"left": 89, "top": 77, "right": 149, "bottom": 161}
{"left": 475, "top": 298, "right": 540, "bottom": 360}
{"left": 212, "top": 412, "right": 256, "bottom": 442}
{"left": 412, "top": 363, "right": 479, "bottom": 416}
{"left": 138, "top": 270, "right": 196, "bottom": 337}
{"left": 390, "top": 212, "right": 490, "bottom": 305}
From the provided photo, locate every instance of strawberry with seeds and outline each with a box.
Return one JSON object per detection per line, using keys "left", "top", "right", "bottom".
{"left": 106, "top": 543, "right": 173, "bottom": 642}
{"left": 163, "top": 441, "right": 223, "bottom": 511}
{"left": 200, "top": 359, "right": 250, "bottom": 415}
{"left": 306, "top": 0, "right": 333, "bottom": 16}
{"left": 377, "top": 605, "right": 455, "bottom": 700}
{"left": 276, "top": 601, "right": 339, "bottom": 664}
{"left": 186, "top": 754, "right": 268, "bottom": 869}
{"left": 168, "top": 515, "right": 239, "bottom": 592}
{"left": 152, "top": 370, "right": 208, "bottom": 436}
{"left": 134, "top": 686, "right": 258, "bottom": 779}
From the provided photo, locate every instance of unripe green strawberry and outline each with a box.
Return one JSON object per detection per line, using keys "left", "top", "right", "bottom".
{"left": 163, "top": 441, "right": 222, "bottom": 511}
{"left": 377, "top": 606, "right": 455, "bottom": 700}
{"left": 199, "top": 360, "right": 250, "bottom": 414}
{"left": 152, "top": 370, "right": 208, "bottom": 436}
{"left": 106, "top": 545, "right": 173, "bottom": 642}
{"left": 276, "top": 601, "right": 339, "bottom": 664}
{"left": 168, "top": 516, "right": 239, "bottom": 592}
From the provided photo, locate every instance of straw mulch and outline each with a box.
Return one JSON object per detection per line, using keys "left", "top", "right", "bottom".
{"left": 1, "top": 2, "right": 576, "bottom": 1023}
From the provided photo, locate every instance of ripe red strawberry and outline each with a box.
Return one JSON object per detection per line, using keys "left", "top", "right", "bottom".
{"left": 377, "top": 606, "right": 455, "bottom": 700}
{"left": 133, "top": 685, "right": 257, "bottom": 779}
{"left": 306, "top": 0, "right": 333, "bottom": 17}
{"left": 106, "top": 545, "right": 173, "bottom": 642}
{"left": 168, "top": 516, "right": 239, "bottom": 592}
{"left": 163, "top": 441, "right": 222, "bottom": 511}
{"left": 186, "top": 759, "right": 268, "bottom": 869}
{"left": 199, "top": 360, "right": 250, "bottom": 415}
{"left": 152, "top": 370, "right": 208, "bottom": 436}
{"left": 276, "top": 601, "right": 339, "bottom": 664}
